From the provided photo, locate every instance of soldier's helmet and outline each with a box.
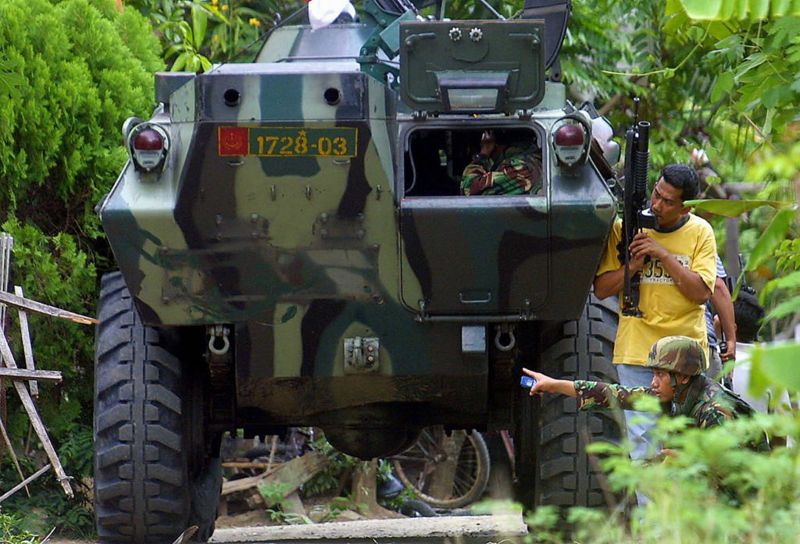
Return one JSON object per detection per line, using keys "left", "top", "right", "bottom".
{"left": 645, "top": 336, "right": 705, "bottom": 376}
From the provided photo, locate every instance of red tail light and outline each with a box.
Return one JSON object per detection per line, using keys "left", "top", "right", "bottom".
{"left": 132, "top": 128, "right": 164, "bottom": 151}
{"left": 127, "top": 123, "right": 169, "bottom": 173}
{"left": 551, "top": 115, "right": 591, "bottom": 168}
{"left": 554, "top": 123, "right": 585, "bottom": 146}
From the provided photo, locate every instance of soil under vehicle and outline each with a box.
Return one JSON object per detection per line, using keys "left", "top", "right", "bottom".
{"left": 93, "top": 0, "right": 622, "bottom": 541}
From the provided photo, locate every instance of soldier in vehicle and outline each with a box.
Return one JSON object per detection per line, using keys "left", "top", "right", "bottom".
{"left": 461, "top": 129, "right": 543, "bottom": 196}
{"left": 522, "top": 335, "right": 759, "bottom": 431}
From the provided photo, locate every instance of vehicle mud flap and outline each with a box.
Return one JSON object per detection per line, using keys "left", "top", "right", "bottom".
{"left": 189, "top": 457, "right": 222, "bottom": 542}
{"left": 514, "top": 293, "right": 620, "bottom": 508}
{"left": 94, "top": 272, "right": 192, "bottom": 542}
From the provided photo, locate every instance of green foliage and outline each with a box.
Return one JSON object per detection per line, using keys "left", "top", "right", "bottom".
{"left": 0, "top": 0, "right": 162, "bottom": 236}
{"left": 0, "top": 57, "right": 24, "bottom": 98}
{"left": 0, "top": 438, "right": 95, "bottom": 538}
{"left": 0, "top": 514, "right": 39, "bottom": 544}
{"left": 302, "top": 434, "right": 360, "bottom": 498}
{"left": 165, "top": 5, "right": 213, "bottom": 71}
{"left": 529, "top": 408, "right": 800, "bottom": 544}
{"left": 685, "top": 198, "right": 790, "bottom": 217}
{"left": 1, "top": 218, "right": 96, "bottom": 441}
{"left": 379, "top": 481, "right": 419, "bottom": 511}
{"left": 560, "top": 1, "right": 637, "bottom": 101}
{"left": 257, "top": 481, "right": 315, "bottom": 524}
{"left": 128, "top": 0, "right": 294, "bottom": 69}
{"left": 257, "top": 480, "right": 292, "bottom": 508}
{"left": 0, "top": 0, "right": 161, "bottom": 536}
{"left": 680, "top": 0, "right": 800, "bottom": 21}
{"left": 747, "top": 342, "right": 800, "bottom": 401}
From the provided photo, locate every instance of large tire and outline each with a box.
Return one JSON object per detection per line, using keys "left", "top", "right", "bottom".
{"left": 514, "top": 294, "right": 620, "bottom": 508}
{"left": 94, "top": 272, "right": 219, "bottom": 543}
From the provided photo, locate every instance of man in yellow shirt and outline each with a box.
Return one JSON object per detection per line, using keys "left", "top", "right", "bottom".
{"left": 594, "top": 164, "right": 717, "bottom": 469}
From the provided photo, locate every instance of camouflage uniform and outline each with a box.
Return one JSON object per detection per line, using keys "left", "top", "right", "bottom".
{"left": 573, "top": 376, "right": 738, "bottom": 429}
{"left": 461, "top": 145, "right": 542, "bottom": 196}
{"left": 574, "top": 336, "right": 752, "bottom": 429}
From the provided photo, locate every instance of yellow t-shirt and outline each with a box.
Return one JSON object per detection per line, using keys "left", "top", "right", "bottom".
{"left": 596, "top": 214, "right": 717, "bottom": 366}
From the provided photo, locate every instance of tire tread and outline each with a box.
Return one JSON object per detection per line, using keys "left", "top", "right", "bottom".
{"left": 94, "top": 272, "right": 190, "bottom": 543}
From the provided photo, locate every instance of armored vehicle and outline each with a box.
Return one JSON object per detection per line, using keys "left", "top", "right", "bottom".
{"left": 94, "top": 0, "right": 622, "bottom": 541}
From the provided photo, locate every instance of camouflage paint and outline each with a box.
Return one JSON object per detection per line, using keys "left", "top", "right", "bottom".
{"left": 99, "top": 22, "right": 614, "bottom": 438}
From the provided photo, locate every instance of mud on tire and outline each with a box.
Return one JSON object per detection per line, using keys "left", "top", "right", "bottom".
{"left": 94, "top": 272, "right": 217, "bottom": 542}
{"left": 514, "top": 294, "right": 620, "bottom": 508}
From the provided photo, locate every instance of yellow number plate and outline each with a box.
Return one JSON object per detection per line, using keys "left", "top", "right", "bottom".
{"left": 218, "top": 126, "right": 358, "bottom": 157}
{"left": 254, "top": 127, "right": 358, "bottom": 158}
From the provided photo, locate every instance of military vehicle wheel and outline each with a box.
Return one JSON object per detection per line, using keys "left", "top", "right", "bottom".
{"left": 514, "top": 294, "right": 620, "bottom": 508}
{"left": 392, "top": 426, "right": 490, "bottom": 509}
{"left": 94, "top": 272, "right": 219, "bottom": 543}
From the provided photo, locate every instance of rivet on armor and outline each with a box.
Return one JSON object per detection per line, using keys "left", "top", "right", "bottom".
{"left": 448, "top": 27, "right": 462, "bottom": 41}
{"left": 469, "top": 27, "right": 483, "bottom": 42}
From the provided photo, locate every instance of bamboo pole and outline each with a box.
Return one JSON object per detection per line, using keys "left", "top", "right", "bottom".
{"left": 0, "top": 464, "right": 50, "bottom": 504}
{"left": 0, "top": 368, "right": 62, "bottom": 382}
{"left": 0, "top": 332, "right": 73, "bottom": 497}
{"left": 0, "top": 291, "right": 96, "bottom": 325}
{"left": 15, "top": 286, "right": 39, "bottom": 398}
{"left": 0, "top": 415, "right": 29, "bottom": 497}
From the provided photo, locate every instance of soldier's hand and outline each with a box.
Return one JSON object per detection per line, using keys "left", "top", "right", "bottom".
{"left": 480, "top": 130, "right": 496, "bottom": 156}
{"left": 629, "top": 232, "right": 667, "bottom": 261}
{"left": 720, "top": 339, "right": 736, "bottom": 362}
{"left": 628, "top": 253, "right": 645, "bottom": 274}
{"left": 521, "top": 368, "right": 551, "bottom": 396}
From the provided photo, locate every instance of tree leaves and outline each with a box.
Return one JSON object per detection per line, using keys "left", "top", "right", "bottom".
{"left": 684, "top": 198, "right": 790, "bottom": 217}
{"left": 747, "top": 342, "right": 800, "bottom": 398}
{"left": 745, "top": 207, "right": 797, "bottom": 272}
{"left": 0, "top": 57, "right": 24, "bottom": 98}
{"left": 680, "top": 0, "right": 800, "bottom": 20}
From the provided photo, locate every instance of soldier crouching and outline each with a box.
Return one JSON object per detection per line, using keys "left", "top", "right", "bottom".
{"left": 523, "top": 335, "right": 763, "bottom": 434}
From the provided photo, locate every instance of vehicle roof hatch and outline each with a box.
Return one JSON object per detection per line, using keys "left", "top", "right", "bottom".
{"left": 399, "top": 20, "right": 545, "bottom": 115}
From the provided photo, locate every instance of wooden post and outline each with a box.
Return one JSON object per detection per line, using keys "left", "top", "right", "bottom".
{"left": 351, "top": 459, "right": 400, "bottom": 518}
{"left": 0, "top": 291, "right": 96, "bottom": 325}
{"left": 0, "top": 332, "right": 73, "bottom": 497}
{"left": 428, "top": 430, "right": 466, "bottom": 500}
{"left": 0, "top": 233, "right": 11, "bottom": 463}
{"left": 0, "top": 368, "right": 62, "bottom": 382}
{"left": 14, "top": 286, "right": 39, "bottom": 398}
{"left": 221, "top": 451, "right": 329, "bottom": 497}
{"left": 0, "top": 415, "right": 29, "bottom": 497}
{"left": 0, "top": 464, "right": 50, "bottom": 504}
{"left": 0, "top": 233, "right": 11, "bottom": 326}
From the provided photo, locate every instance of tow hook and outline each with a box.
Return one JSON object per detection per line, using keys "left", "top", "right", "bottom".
{"left": 208, "top": 324, "right": 230, "bottom": 356}
{"left": 494, "top": 324, "right": 516, "bottom": 352}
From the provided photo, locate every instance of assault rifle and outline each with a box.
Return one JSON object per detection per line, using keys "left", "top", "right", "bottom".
{"left": 621, "top": 99, "right": 657, "bottom": 317}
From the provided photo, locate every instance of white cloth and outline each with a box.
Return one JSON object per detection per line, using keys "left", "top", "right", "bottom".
{"left": 309, "top": 0, "right": 356, "bottom": 30}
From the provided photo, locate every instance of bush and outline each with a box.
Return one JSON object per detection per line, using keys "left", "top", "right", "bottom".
{"left": 0, "top": 0, "right": 162, "bottom": 237}
{"left": 0, "top": 0, "right": 162, "bottom": 536}
{"left": 528, "top": 406, "right": 800, "bottom": 544}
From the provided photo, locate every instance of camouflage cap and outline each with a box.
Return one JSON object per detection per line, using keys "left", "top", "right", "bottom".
{"left": 645, "top": 336, "right": 705, "bottom": 376}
